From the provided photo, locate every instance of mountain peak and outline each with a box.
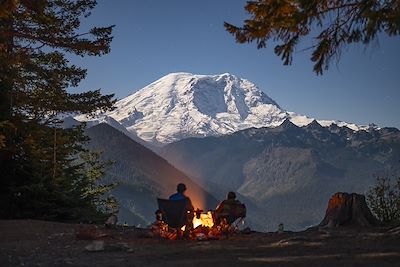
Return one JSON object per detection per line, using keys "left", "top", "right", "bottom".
{"left": 306, "top": 119, "right": 323, "bottom": 130}
{"left": 277, "top": 118, "right": 299, "bottom": 130}
{"left": 91, "top": 72, "right": 287, "bottom": 144}
{"left": 160, "top": 72, "right": 195, "bottom": 79}
{"left": 75, "top": 73, "right": 369, "bottom": 145}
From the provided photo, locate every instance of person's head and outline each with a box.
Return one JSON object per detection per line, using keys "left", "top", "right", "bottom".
{"left": 227, "top": 191, "right": 236, "bottom": 200}
{"left": 177, "top": 183, "right": 187, "bottom": 193}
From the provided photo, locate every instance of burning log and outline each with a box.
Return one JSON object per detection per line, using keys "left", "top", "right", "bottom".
{"left": 149, "top": 209, "right": 238, "bottom": 241}
{"left": 149, "top": 220, "right": 178, "bottom": 240}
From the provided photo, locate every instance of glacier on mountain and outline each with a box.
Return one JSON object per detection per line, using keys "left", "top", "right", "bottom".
{"left": 75, "top": 72, "right": 368, "bottom": 145}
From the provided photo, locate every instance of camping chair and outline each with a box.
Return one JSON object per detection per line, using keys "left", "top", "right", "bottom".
{"left": 214, "top": 202, "right": 247, "bottom": 230}
{"left": 157, "top": 198, "right": 189, "bottom": 229}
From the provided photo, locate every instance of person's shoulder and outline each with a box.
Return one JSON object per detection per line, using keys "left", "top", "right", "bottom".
{"left": 170, "top": 192, "right": 187, "bottom": 200}
{"left": 169, "top": 193, "right": 179, "bottom": 200}
{"left": 225, "top": 199, "right": 242, "bottom": 205}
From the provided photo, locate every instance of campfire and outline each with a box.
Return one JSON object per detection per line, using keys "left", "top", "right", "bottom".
{"left": 151, "top": 209, "right": 233, "bottom": 241}
{"left": 151, "top": 195, "right": 247, "bottom": 240}
{"left": 188, "top": 210, "right": 214, "bottom": 229}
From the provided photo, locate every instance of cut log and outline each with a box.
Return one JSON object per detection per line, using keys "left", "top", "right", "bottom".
{"left": 319, "top": 192, "right": 379, "bottom": 228}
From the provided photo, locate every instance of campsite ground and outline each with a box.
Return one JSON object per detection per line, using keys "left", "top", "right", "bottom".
{"left": 1, "top": 219, "right": 399, "bottom": 267}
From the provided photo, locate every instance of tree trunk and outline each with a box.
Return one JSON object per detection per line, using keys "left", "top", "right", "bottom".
{"left": 319, "top": 192, "right": 379, "bottom": 228}
{"left": 53, "top": 126, "right": 57, "bottom": 181}
{"left": 0, "top": 8, "right": 15, "bottom": 121}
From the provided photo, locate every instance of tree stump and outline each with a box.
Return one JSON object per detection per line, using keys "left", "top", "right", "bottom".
{"left": 319, "top": 192, "right": 379, "bottom": 228}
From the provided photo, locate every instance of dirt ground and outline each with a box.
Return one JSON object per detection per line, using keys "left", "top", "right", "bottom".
{"left": 0, "top": 219, "right": 399, "bottom": 267}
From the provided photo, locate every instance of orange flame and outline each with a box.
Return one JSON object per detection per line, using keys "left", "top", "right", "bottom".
{"left": 181, "top": 211, "right": 214, "bottom": 231}
{"left": 193, "top": 211, "right": 214, "bottom": 228}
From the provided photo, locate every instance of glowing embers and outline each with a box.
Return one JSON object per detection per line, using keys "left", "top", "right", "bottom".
{"left": 150, "top": 209, "right": 234, "bottom": 240}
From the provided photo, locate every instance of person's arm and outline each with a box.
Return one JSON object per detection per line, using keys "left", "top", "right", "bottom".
{"left": 186, "top": 197, "right": 194, "bottom": 211}
{"left": 215, "top": 202, "right": 223, "bottom": 213}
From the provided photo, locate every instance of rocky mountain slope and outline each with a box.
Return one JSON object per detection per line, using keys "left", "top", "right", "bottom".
{"left": 161, "top": 120, "right": 400, "bottom": 230}
{"left": 85, "top": 123, "right": 218, "bottom": 226}
{"left": 76, "top": 72, "right": 366, "bottom": 145}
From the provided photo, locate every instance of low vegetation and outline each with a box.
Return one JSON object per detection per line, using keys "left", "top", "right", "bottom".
{"left": 367, "top": 176, "right": 400, "bottom": 225}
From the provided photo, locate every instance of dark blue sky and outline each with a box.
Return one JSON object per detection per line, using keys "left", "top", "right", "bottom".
{"left": 69, "top": 0, "right": 400, "bottom": 128}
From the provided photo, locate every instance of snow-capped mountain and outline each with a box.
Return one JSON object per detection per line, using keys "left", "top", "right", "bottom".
{"left": 75, "top": 72, "right": 368, "bottom": 145}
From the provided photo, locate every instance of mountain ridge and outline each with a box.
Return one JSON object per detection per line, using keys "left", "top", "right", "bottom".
{"left": 161, "top": 122, "right": 400, "bottom": 230}
{"left": 85, "top": 123, "right": 218, "bottom": 226}
{"left": 76, "top": 72, "right": 372, "bottom": 145}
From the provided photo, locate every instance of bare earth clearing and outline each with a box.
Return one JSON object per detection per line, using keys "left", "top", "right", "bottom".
{"left": 1, "top": 220, "right": 399, "bottom": 267}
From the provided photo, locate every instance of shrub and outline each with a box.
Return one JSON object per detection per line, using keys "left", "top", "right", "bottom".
{"left": 367, "top": 176, "right": 400, "bottom": 225}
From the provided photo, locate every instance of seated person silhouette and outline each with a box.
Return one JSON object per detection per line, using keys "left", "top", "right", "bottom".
{"left": 169, "top": 183, "right": 194, "bottom": 210}
{"left": 214, "top": 191, "right": 246, "bottom": 225}
{"left": 168, "top": 183, "right": 194, "bottom": 229}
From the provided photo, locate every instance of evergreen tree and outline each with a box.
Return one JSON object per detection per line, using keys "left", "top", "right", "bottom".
{"left": 79, "top": 150, "right": 117, "bottom": 214}
{"left": 225, "top": 0, "right": 400, "bottom": 74}
{"left": 0, "top": 0, "right": 116, "bottom": 221}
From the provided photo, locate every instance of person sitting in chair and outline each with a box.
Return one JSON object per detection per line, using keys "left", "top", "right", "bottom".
{"left": 214, "top": 191, "right": 246, "bottom": 225}
{"left": 169, "top": 183, "right": 194, "bottom": 230}
{"left": 169, "top": 183, "right": 194, "bottom": 211}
